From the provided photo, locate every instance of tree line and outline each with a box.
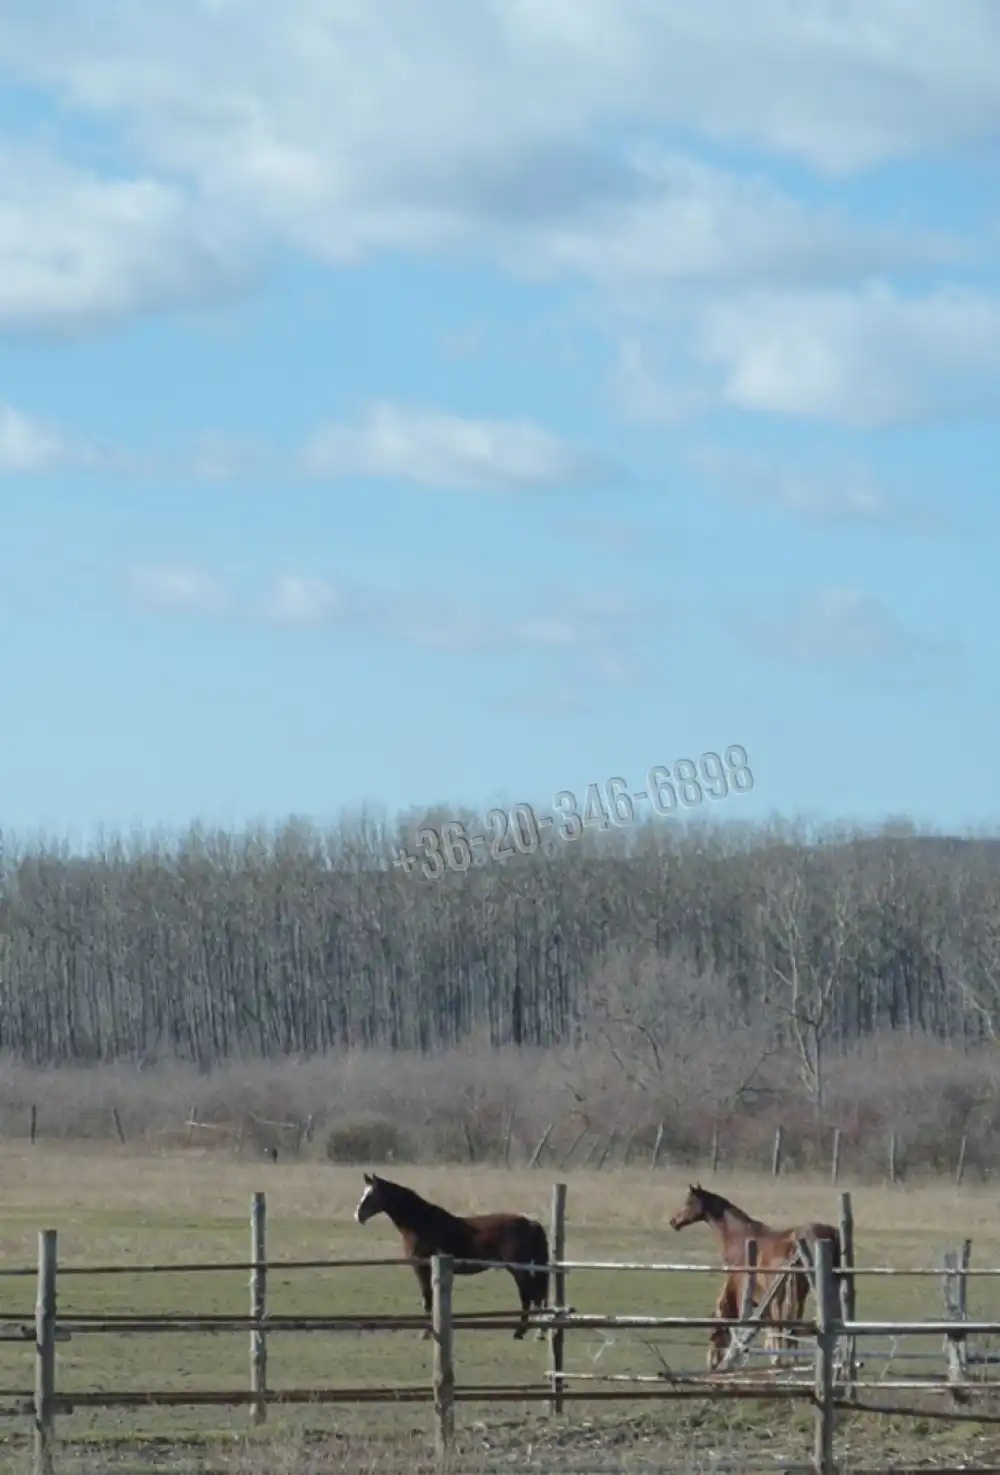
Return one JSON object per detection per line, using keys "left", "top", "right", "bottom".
{"left": 1, "top": 809, "right": 999, "bottom": 1107}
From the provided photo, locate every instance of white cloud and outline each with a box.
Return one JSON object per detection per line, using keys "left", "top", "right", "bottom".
{"left": 695, "top": 285, "right": 1000, "bottom": 426}
{"left": 746, "top": 586, "right": 921, "bottom": 666}
{"left": 264, "top": 574, "right": 345, "bottom": 626}
{"left": 0, "top": 404, "right": 89, "bottom": 471}
{"left": 302, "top": 402, "right": 616, "bottom": 490}
{"left": 515, "top": 150, "right": 959, "bottom": 287}
{"left": 0, "top": 146, "right": 247, "bottom": 334}
{"left": 0, "top": 0, "right": 990, "bottom": 337}
{"left": 617, "top": 285, "right": 1000, "bottom": 428}
{"left": 690, "top": 446, "right": 923, "bottom": 529}
{"left": 125, "top": 562, "right": 647, "bottom": 697}
{"left": 126, "top": 563, "right": 229, "bottom": 615}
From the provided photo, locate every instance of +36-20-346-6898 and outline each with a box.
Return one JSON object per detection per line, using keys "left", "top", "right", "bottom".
{"left": 394, "top": 745, "right": 754, "bottom": 880}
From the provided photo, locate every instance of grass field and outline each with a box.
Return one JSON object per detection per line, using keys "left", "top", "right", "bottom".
{"left": 1, "top": 1146, "right": 999, "bottom": 1473}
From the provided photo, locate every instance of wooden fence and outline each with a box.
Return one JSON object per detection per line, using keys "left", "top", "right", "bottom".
{"left": 8, "top": 1105, "right": 978, "bottom": 1183}
{"left": 5, "top": 1186, "right": 1000, "bottom": 1475}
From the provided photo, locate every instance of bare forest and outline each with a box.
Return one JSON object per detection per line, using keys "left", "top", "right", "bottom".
{"left": 2, "top": 808, "right": 1000, "bottom": 1180}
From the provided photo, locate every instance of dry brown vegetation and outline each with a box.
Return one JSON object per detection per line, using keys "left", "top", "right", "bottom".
{"left": 0, "top": 1032, "right": 996, "bottom": 1185}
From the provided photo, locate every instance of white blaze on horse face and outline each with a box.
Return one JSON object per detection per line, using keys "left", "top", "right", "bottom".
{"left": 355, "top": 1184, "right": 375, "bottom": 1223}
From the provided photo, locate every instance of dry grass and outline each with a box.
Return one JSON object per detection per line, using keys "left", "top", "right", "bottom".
{"left": 0, "top": 1146, "right": 999, "bottom": 1470}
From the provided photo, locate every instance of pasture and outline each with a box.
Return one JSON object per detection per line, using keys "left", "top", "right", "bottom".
{"left": 1, "top": 1144, "right": 999, "bottom": 1473}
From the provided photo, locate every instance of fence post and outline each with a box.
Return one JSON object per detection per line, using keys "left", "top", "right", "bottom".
{"left": 941, "top": 1240, "right": 971, "bottom": 1404}
{"left": 771, "top": 1125, "right": 784, "bottom": 1177}
{"left": 837, "top": 1191, "right": 857, "bottom": 1400}
{"left": 34, "top": 1229, "right": 57, "bottom": 1475}
{"left": 547, "top": 1182, "right": 568, "bottom": 1415}
{"left": 432, "top": 1255, "right": 455, "bottom": 1460}
{"left": 250, "top": 1192, "right": 267, "bottom": 1425}
{"left": 528, "top": 1121, "right": 555, "bottom": 1169}
{"left": 888, "top": 1132, "right": 898, "bottom": 1184}
{"left": 738, "top": 1238, "right": 758, "bottom": 1322}
{"left": 812, "top": 1236, "right": 836, "bottom": 1475}
{"left": 29, "top": 1104, "right": 38, "bottom": 1146}
{"left": 955, "top": 1134, "right": 968, "bottom": 1187}
{"left": 710, "top": 1125, "right": 720, "bottom": 1173}
{"left": 830, "top": 1129, "right": 841, "bottom": 1186}
{"left": 649, "top": 1125, "right": 664, "bottom": 1174}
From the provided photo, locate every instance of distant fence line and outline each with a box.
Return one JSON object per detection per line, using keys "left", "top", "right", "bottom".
{"left": 8, "top": 1106, "right": 977, "bottom": 1184}
{"left": 4, "top": 1186, "right": 999, "bottom": 1475}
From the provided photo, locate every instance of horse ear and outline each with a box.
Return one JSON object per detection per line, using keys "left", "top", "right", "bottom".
{"left": 363, "top": 1172, "right": 373, "bottom": 1184}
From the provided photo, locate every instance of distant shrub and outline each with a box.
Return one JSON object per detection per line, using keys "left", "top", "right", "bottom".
{"left": 325, "top": 1114, "right": 412, "bottom": 1165}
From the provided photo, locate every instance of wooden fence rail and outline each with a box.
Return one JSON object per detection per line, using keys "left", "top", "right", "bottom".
{"left": 9, "top": 1187, "right": 998, "bottom": 1475}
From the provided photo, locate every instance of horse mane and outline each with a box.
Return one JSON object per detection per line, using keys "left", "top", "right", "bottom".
{"left": 376, "top": 1176, "right": 469, "bottom": 1233}
{"left": 699, "top": 1185, "right": 754, "bottom": 1224}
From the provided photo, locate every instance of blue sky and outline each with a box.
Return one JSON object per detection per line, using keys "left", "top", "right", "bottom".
{"left": 1, "top": 1, "right": 999, "bottom": 847}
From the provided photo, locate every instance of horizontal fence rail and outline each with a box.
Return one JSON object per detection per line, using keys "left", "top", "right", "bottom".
{"left": 9, "top": 1184, "right": 1000, "bottom": 1475}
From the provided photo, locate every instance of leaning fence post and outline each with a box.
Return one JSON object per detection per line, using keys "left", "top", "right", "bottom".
{"left": 548, "top": 1182, "right": 567, "bottom": 1415}
{"left": 771, "top": 1125, "right": 784, "bottom": 1177}
{"left": 837, "top": 1192, "right": 857, "bottom": 1400}
{"left": 432, "top": 1254, "right": 455, "bottom": 1459}
{"left": 34, "top": 1228, "right": 57, "bottom": 1475}
{"left": 250, "top": 1192, "right": 267, "bottom": 1425}
{"left": 813, "top": 1236, "right": 836, "bottom": 1475}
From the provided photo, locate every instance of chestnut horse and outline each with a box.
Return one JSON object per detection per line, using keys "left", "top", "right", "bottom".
{"left": 669, "top": 1183, "right": 841, "bottom": 1369}
{"left": 354, "top": 1172, "right": 550, "bottom": 1339}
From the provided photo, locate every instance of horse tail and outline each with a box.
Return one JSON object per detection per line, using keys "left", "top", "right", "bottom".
{"left": 527, "top": 1218, "right": 550, "bottom": 1306}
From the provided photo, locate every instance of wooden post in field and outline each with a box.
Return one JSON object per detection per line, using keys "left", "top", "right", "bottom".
{"left": 955, "top": 1134, "right": 968, "bottom": 1186}
{"left": 830, "top": 1129, "right": 841, "bottom": 1185}
{"left": 528, "top": 1121, "right": 554, "bottom": 1169}
{"left": 34, "top": 1229, "right": 57, "bottom": 1475}
{"left": 813, "top": 1237, "right": 837, "bottom": 1475}
{"left": 738, "top": 1239, "right": 758, "bottom": 1322}
{"left": 771, "top": 1125, "right": 784, "bottom": 1178}
{"left": 649, "top": 1124, "right": 664, "bottom": 1174}
{"left": 710, "top": 1126, "right": 720, "bottom": 1173}
{"left": 29, "top": 1104, "right": 37, "bottom": 1146}
{"left": 548, "top": 1181, "right": 567, "bottom": 1415}
{"left": 595, "top": 1131, "right": 618, "bottom": 1171}
{"left": 431, "top": 1255, "right": 455, "bottom": 1458}
{"left": 837, "top": 1191, "right": 857, "bottom": 1399}
{"left": 558, "top": 1125, "right": 589, "bottom": 1170}
{"left": 111, "top": 1108, "right": 126, "bottom": 1145}
{"left": 250, "top": 1192, "right": 267, "bottom": 1424}
{"left": 942, "top": 1239, "right": 971, "bottom": 1404}
{"left": 888, "top": 1132, "right": 898, "bottom": 1184}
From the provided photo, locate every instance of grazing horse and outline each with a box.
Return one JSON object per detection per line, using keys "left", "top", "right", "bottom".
{"left": 354, "top": 1172, "right": 550, "bottom": 1340}
{"left": 669, "top": 1183, "right": 841, "bottom": 1369}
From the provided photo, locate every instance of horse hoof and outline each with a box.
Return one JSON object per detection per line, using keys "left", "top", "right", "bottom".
{"left": 512, "top": 1327, "right": 526, "bottom": 1341}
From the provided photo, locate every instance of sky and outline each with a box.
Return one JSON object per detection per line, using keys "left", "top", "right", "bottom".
{"left": 1, "top": 0, "right": 999, "bottom": 848}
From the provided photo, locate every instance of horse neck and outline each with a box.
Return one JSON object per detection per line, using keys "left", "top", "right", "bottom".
{"left": 705, "top": 1199, "right": 768, "bottom": 1253}
{"left": 381, "top": 1183, "right": 462, "bottom": 1238}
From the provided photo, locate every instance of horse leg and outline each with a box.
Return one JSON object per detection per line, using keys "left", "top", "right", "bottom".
{"left": 708, "top": 1278, "right": 736, "bottom": 1371}
{"left": 511, "top": 1270, "right": 533, "bottom": 1340}
{"left": 414, "top": 1261, "right": 433, "bottom": 1341}
{"left": 530, "top": 1267, "right": 550, "bottom": 1342}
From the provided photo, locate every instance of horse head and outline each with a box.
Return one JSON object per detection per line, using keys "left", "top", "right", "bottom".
{"left": 354, "top": 1171, "right": 387, "bottom": 1224}
{"left": 669, "top": 1182, "right": 711, "bottom": 1231}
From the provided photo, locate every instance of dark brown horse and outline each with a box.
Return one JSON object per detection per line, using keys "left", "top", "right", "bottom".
{"left": 354, "top": 1172, "right": 550, "bottom": 1339}
{"left": 669, "top": 1183, "right": 841, "bottom": 1369}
